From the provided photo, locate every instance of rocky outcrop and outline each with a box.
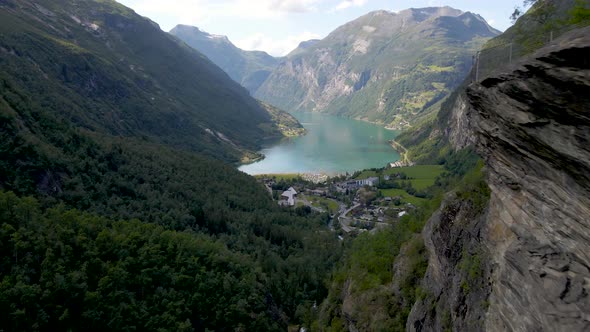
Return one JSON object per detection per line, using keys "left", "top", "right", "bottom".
{"left": 409, "top": 27, "right": 590, "bottom": 331}
{"left": 468, "top": 27, "right": 590, "bottom": 331}
{"left": 408, "top": 194, "right": 493, "bottom": 332}
{"left": 447, "top": 92, "right": 477, "bottom": 150}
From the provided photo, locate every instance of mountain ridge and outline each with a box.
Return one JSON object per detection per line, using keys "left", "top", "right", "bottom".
{"left": 254, "top": 6, "right": 500, "bottom": 128}
{"left": 170, "top": 24, "right": 281, "bottom": 94}
{"left": 0, "top": 0, "right": 299, "bottom": 163}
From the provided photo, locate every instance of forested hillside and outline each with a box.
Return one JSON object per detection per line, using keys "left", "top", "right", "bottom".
{"left": 0, "top": 0, "right": 293, "bottom": 163}
{"left": 0, "top": 0, "right": 341, "bottom": 330}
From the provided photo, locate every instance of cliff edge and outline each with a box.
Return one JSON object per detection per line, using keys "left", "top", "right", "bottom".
{"left": 409, "top": 26, "right": 590, "bottom": 331}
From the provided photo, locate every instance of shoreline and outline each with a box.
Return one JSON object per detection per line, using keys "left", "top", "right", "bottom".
{"left": 239, "top": 112, "right": 406, "bottom": 174}
{"left": 389, "top": 139, "right": 412, "bottom": 165}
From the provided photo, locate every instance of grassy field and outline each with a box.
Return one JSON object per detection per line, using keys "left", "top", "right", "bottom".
{"left": 379, "top": 189, "right": 427, "bottom": 206}
{"left": 302, "top": 195, "right": 340, "bottom": 214}
{"left": 357, "top": 165, "right": 444, "bottom": 189}
{"left": 379, "top": 165, "right": 445, "bottom": 205}
{"left": 355, "top": 170, "right": 378, "bottom": 179}
{"left": 384, "top": 165, "right": 444, "bottom": 179}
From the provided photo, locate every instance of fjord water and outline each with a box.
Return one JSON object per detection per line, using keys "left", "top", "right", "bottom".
{"left": 239, "top": 112, "right": 400, "bottom": 175}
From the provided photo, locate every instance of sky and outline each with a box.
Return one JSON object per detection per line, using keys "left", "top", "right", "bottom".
{"left": 116, "top": 0, "right": 523, "bottom": 56}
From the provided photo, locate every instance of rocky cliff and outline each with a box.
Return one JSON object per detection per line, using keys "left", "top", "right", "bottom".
{"left": 408, "top": 27, "right": 590, "bottom": 331}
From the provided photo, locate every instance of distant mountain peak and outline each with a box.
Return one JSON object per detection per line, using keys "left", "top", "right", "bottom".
{"left": 297, "top": 39, "right": 321, "bottom": 48}
{"left": 170, "top": 25, "right": 280, "bottom": 94}
{"left": 171, "top": 24, "right": 231, "bottom": 44}
{"left": 255, "top": 6, "right": 499, "bottom": 127}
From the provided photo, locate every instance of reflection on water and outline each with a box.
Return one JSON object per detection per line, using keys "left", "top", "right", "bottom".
{"left": 239, "top": 112, "right": 401, "bottom": 175}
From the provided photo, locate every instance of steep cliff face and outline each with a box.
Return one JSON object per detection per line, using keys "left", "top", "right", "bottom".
{"left": 408, "top": 27, "right": 590, "bottom": 331}
{"left": 469, "top": 28, "right": 590, "bottom": 331}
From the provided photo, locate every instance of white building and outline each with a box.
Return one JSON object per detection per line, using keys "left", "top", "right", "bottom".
{"left": 281, "top": 187, "right": 298, "bottom": 206}
{"left": 357, "top": 177, "right": 379, "bottom": 187}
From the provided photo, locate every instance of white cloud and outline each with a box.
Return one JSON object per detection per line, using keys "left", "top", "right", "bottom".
{"left": 119, "top": 0, "right": 321, "bottom": 24}
{"left": 333, "top": 0, "right": 367, "bottom": 11}
{"left": 269, "top": 0, "right": 321, "bottom": 13}
{"left": 235, "top": 31, "right": 321, "bottom": 56}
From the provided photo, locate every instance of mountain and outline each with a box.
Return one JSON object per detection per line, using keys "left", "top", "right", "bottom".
{"left": 0, "top": 0, "right": 299, "bottom": 163}
{"left": 409, "top": 27, "right": 590, "bottom": 332}
{"left": 170, "top": 25, "right": 281, "bottom": 94}
{"left": 255, "top": 7, "right": 500, "bottom": 128}
{"left": 0, "top": 0, "right": 340, "bottom": 330}
{"left": 287, "top": 39, "right": 320, "bottom": 57}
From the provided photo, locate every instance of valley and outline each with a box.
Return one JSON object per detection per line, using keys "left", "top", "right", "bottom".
{"left": 1, "top": 0, "right": 588, "bottom": 331}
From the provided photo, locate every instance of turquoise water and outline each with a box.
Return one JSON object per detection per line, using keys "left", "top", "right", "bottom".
{"left": 239, "top": 112, "right": 400, "bottom": 175}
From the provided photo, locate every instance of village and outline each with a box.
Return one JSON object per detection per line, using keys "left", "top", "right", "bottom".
{"left": 257, "top": 164, "right": 444, "bottom": 236}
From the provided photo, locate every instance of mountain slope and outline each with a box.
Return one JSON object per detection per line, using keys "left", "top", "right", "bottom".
{"left": 0, "top": 1, "right": 341, "bottom": 331}
{"left": 170, "top": 25, "right": 280, "bottom": 94}
{"left": 0, "top": 0, "right": 290, "bottom": 163}
{"left": 255, "top": 7, "right": 499, "bottom": 128}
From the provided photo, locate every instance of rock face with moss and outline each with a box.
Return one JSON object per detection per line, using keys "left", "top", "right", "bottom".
{"left": 408, "top": 26, "right": 590, "bottom": 332}
{"left": 255, "top": 7, "right": 499, "bottom": 128}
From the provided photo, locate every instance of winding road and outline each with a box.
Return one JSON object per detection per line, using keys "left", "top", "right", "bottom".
{"left": 338, "top": 203, "right": 360, "bottom": 233}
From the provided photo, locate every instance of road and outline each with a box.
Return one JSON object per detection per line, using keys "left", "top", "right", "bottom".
{"left": 338, "top": 203, "right": 360, "bottom": 233}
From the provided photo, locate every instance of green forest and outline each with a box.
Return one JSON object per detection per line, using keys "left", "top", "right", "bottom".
{"left": 0, "top": 69, "right": 343, "bottom": 329}
{"left": 0, "top": 0, "right": 343, "bottom": 330}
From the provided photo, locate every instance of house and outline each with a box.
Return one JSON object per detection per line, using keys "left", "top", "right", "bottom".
{"left": 281, "top": 187, "right": 298, "bottom": 206}
{"left": 340, "top": 177, "right": 379, "bottom": 190}
{"left": 357, "top": 177, "right": 379, "bottom": 187}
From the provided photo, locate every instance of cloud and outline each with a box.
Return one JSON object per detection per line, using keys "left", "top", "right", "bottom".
{"left": 119, "top": 0, "right": 321, "bottom": 24}
{"left": 269, "top": 0, "right": 320, "bottom": 13}
{"left": 116, "top": 0, "right": 326, "bottom": 54}
{"left": 333, "top": 0, "right": 367, "bottom": 11}
{"left": 235, "top": 31, "right": 321, "bottom": 56}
